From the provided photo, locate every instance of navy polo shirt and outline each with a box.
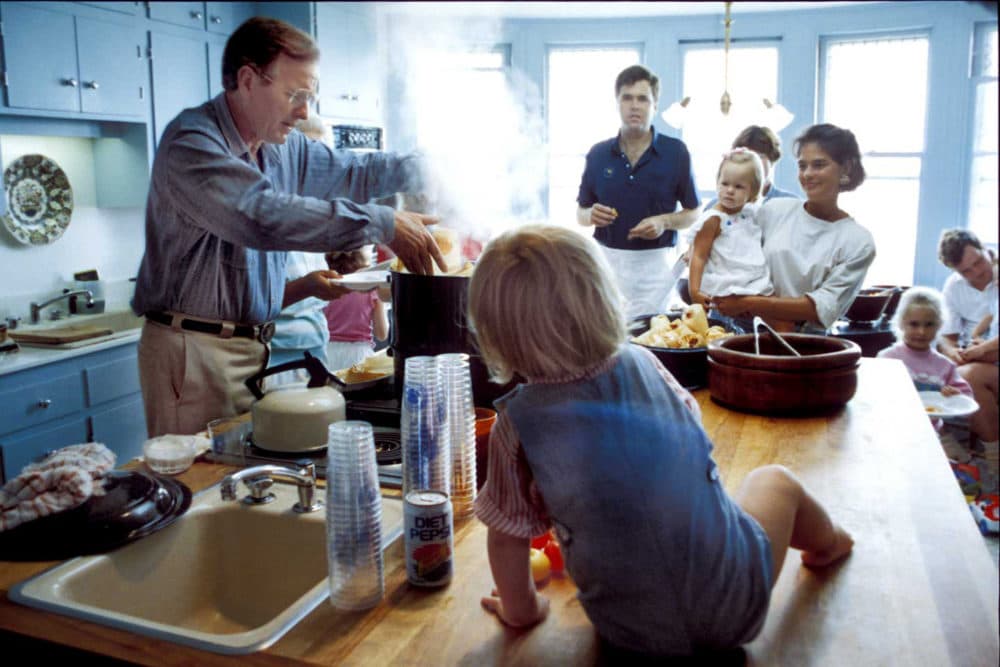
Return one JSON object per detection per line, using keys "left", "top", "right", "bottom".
{"left": 577, "top": 128, "right": 700, "bottom": 250}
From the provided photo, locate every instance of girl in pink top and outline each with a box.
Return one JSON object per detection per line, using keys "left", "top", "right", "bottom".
{"left": 323, "top": 248, "right": 389, "bottom": 370}
{"left": 877, "top": 287, "right": 973, "bottom": 397}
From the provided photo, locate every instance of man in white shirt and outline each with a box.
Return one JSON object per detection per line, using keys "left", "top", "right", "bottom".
{"left": 937, "top": 229, "right": 998, "bottom": 453}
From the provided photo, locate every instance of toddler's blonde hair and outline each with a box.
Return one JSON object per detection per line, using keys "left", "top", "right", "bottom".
{"left": 717, "top": 148, "right": 765, "bottom": 202}
{"left": 892, "top": 286, "right": 945, "bottom": 334}
{"left": 468, "top": 225, "right": 626, "bottom": 384}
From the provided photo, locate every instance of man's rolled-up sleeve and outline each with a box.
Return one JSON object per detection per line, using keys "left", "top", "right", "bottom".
{"left": 166, "top": 130, "right": 394, "bottom": 253}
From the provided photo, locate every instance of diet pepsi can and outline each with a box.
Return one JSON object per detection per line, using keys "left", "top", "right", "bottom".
{"left": 404, "top": 490, "right": 453, "bottom": 587}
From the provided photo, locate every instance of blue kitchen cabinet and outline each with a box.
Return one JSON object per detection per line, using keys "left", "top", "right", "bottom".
{"left": 315, "top": 2, "right": 382, "bottom": 123}
{"left": 208, "top": 41, "right": 224, "bottom": 98}
{"left": 0, "top": 342, "right": 148, "bottom": 484}
{"left": 78, "top": 1, "right": 142, "bottom": 15}
{"left": 149, "top": 31, "right": 210, "bottom": 146}
{"left": 147, "top": 1, "right": 207, "bottom": 30}
{"left": 205, "top": 1, "right": 252, "bottom": 36}
{"left": 1, "top": 2, "right": 144, "bottom": 117}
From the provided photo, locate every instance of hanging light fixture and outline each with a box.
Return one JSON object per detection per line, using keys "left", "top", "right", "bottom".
{"left": 662, "top": 2, "right": 794, "bottom": 132}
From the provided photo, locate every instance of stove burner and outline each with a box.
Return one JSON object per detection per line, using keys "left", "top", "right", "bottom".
{"left": 374, "top": 432, "right": 402, "bottom": 465}
{"left": 244, "top": 430, "right": 402, "bottom": 466}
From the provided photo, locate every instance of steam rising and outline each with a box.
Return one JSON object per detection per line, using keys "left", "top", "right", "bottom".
{"left": 386, "top": 15, "right": 548, "bottom": 243}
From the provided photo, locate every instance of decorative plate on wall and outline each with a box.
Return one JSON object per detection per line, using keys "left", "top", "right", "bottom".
{"left": 1, "top": 154, "right": 74, "bottom": 245}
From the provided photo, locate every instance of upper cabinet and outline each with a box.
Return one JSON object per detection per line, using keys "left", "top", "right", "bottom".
{"left": 1, "top": 3, "right": 145, "bottom": 118}
{"left": 149, "top": 31, "right": 210, "bottom": 146}
{"left": 147, "top": 1, "right": 251, "bottom": 36}
{"left": 316, "top": 3, "right": 382, "bottom": 123}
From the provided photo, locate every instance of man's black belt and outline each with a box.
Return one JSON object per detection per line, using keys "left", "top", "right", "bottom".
{"left": 145, "top": 311, "right": 275, "bottom": 344}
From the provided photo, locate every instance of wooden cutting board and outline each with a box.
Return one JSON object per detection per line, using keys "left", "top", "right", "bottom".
{"left": 11, "top": 325, "right": 114, "bottom": 345}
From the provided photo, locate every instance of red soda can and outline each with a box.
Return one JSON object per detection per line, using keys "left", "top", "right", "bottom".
{"left": 404, "top": 490, "right": 453, "bottom": 587}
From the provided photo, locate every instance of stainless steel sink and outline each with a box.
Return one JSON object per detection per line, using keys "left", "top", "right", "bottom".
{"left": 10, "top": 310, "right": 143, "bottom": 348}
{"left": 10, "top": 480, "right": 404, "bottom": 654}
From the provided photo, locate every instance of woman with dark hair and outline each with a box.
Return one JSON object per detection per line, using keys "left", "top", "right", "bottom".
{"left": 713, "top": 123, "right": 875, "bottom": 331}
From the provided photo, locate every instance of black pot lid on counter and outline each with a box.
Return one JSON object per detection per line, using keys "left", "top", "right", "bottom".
{"left": 0, "top": 471, "right": 191, "bottom": 562}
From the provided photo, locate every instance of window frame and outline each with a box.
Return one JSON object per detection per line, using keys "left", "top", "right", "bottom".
{"left": 676, "top": 37, "right": 784, "bottom": 199}
{"left": 964, "top": 21, "right": 998, "bottom": 246}
{"left": 818, "top": 30, "right": 932, "bottom": 285}
{"left": 543, "top": 42, "right": 645, "bottom": 223}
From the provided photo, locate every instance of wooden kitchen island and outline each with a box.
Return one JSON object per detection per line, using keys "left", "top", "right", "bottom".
{"left": 0, "top": 359, "right": 997, "bottom": 665}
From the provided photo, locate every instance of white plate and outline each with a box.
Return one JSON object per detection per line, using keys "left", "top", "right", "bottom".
{"left": 2, "top": 154, "right": 74, "bottom": 245}
{"left": 332, "top": 270, "right": 389, "bottom": 291}
{"left": 918, "top": 391, "right": 978, "bottom": 418}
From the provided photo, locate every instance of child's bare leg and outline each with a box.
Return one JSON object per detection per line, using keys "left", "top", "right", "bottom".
{"left": 735, "top": 465, "right": 853, "bottom": 583}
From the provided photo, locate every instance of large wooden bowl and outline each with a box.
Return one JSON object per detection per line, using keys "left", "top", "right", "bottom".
{"left": 707, "top": 334, "right": 861, "bottom": 414}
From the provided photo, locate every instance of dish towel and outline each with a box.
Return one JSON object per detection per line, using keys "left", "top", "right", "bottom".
{"left": 0, "top": 442, "right": 117, "bottom": 532}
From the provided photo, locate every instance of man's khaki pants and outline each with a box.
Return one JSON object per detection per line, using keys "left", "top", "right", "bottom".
{"left": 137, "top": 319, "right": 268, "bottom": 437}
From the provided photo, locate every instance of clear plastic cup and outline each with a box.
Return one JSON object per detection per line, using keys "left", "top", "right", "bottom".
{"left": 326, "top": 421, "right": 384, "bottom": 610}
{"left": 401, "top": 356, "right": 451, "bottom": 496}
{"left": 437, "top": 353, "right": 477, "bottom": 519}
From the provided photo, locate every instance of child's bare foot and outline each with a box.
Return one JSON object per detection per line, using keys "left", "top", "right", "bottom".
{"left": 801, "top": 526, "right": 854, "bottom": 568}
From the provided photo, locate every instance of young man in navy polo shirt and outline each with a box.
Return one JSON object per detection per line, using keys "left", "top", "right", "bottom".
{"left": 576, "top": 65, "right": 700, "bottom": 320}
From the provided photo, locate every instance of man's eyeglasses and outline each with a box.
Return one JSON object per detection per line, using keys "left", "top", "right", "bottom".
{"left": 251, "top": 66, "right": 318, "bottom": 109}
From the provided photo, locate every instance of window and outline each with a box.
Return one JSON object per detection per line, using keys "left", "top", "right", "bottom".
{"left": 677, "top": 42, "right": 781, "bottom": 194}
{"left": 546, "top": 46, "right": 642, "bottom": 229}
{"left": 968, "top": 24, "right": 998, "bottom": 246}
{"left": 409, "top": 45, "right": 548, "bottom": 224}
{"left": 821, "top": 34, "right": 930, "bottom": 285}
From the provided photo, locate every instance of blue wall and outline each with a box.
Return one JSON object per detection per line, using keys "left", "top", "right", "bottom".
{"left": 385, "top": 1, "right": 997, "bottom": 291}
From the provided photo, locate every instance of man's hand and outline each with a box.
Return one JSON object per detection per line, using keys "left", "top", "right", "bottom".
{"left": 282, "top": 269, "right": 350, "bottom": 308}
{"left": 387, "top": 211, "right": 447, "bottom": 275}
{"left": 480, "top": 588, "right": 550, "bottom": 628}
{"left": 589, "top": 204, "right": 618, "bottom": 228}
{"left": 627, "top": 215, "right": 665, "bottom": 240}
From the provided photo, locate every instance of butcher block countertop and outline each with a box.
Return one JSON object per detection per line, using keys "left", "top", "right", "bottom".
{"left": 0, "top": 359, "right": 997, "bottom": 665}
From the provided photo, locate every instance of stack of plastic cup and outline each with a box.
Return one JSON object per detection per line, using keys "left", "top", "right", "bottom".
{"left": 326, "top": 420, "right": 384, "bottom": 611}
{"left": 401, "top": 356, "right": 451, "bottom": 496}
{"left": 437, "top": 353, "right": 477, "bottom": 519}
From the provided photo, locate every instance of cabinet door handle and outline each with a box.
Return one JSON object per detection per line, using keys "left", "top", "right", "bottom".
{"left": 84, "top": 81, "right": 100, "bottom": 90}
{"left": 190, "top": 11, "right": 203, "bottom": 20}
{"left": 61, "top": 78, "right": 79, "bottom": 88}
{"left": 37, "top": 399, "right": 52, "bottom": 408}
{"left": 350, "top": 94, "right": 359, "bottom": 101}
{"left": 211, "top": 15, "right": 223, "bottom": 24}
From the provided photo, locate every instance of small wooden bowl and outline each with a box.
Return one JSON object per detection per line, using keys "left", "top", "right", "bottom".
{"left": 707, "top": 334, "right": 861, "bottom": 415}
{"left": 844, "top": 288, "right": 894, "bottom": 322}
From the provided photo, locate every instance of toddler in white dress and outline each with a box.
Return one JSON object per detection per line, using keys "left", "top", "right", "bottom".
{"left": 687, "top": 149, "right": 773, "bottom": 308}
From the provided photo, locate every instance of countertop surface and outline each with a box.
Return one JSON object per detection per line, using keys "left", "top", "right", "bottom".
{"left": 0, "top": 359, "right": 997, "bottom": 665}
{"left": 0, "top": 328, "right": 140, "bottom": 376}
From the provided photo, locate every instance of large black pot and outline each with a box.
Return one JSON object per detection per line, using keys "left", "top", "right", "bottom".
{"left": 628, "top": 313, "right": 745, "bottom": 389}
{"left": 389, "top": 269, "right": 515, "bottom": 408}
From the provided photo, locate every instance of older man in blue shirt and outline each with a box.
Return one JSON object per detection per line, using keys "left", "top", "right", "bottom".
{"left": 577, "top": 65, "right": 700, "bottom": 320}
{"left": 132, "top": 17, "right": 444, "bottom": 437}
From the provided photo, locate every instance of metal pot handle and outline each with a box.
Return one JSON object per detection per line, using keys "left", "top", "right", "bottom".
{"left": 243, "top": 352, "right": 333, "bottom": 400}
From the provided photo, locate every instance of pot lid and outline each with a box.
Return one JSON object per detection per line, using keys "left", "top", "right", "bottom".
{"left": 0, "top": 471, "right": 191, "bottom": 561}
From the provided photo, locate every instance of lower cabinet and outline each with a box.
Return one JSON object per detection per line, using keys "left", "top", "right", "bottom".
{"left": 0, "top": 342, "right": 148, "bottom": 484}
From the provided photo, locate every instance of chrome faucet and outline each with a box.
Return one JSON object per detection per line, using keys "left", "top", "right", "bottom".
{"left": 29, "top": 290, "right": 94, "bottom": 324}
{"left": 220, "top": 462, "right": 322, "bottom": 513}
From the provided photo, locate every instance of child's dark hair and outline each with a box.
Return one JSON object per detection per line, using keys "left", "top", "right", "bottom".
{"left": 794, "top": 123, "right": 866, "bottom": 192}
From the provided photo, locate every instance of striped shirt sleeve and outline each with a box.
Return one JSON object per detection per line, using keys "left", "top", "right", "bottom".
{"left": 473, "top": 408, "right": 551, "bottom": 539}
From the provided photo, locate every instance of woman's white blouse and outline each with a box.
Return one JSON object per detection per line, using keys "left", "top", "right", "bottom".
{"left": 757, "top": 198, "right": 876, "bottom": 329}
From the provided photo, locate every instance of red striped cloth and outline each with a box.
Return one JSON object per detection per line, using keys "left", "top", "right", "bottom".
{"left": 0, "top": 443, "right": 116, "bottom": 531}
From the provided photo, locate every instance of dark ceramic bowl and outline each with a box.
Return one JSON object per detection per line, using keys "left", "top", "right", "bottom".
{"left": 629, "top": 314, "right": 744, "bottom": 389}
{"left": 707, "top": 333, "right": 861, "bottom": 415}
{"left": 870, "top": 285, "right": 909, "bottom": 318}
{"left": 843, "top": 288, "right": 895, "bottom": 322}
